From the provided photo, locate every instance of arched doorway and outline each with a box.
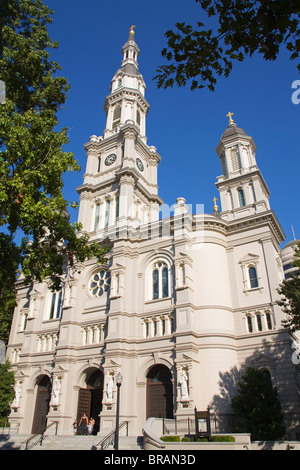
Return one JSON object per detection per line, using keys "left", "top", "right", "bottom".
{"left": 32, "top": 375, "right": 52, "bottom": 434}
{"left": 146, "top": 364, "right": 173, "bottom": 419}
{"left": 77, "top": 369, "right": 103, "bottom": 434}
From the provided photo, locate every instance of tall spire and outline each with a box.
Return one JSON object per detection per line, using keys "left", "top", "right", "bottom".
{"left": 103, "top": 27, "right": 149, "bottom": 139}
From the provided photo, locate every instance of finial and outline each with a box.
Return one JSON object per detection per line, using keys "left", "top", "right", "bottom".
{"left": 226, "top": 111, "right": 234, "bottom": 124}
{"left": 129, "top": 25, "right": 136, "bottom": 39}
{"left": 212, "top": 197, "right": 219, "bottom": 211}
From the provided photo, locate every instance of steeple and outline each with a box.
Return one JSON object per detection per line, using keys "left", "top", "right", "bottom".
{"left": 103, "top": 26, "right": 149, "bottom": 140}
{"left": 77, "top": 27, "right": 163, "bottom": 237}
{"left": 215, "top": 114, "right": 271, "bottom": 221}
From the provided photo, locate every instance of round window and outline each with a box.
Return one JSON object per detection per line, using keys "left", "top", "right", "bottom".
{"left": 89, "top": 270, "right": 111, "bottom": 297}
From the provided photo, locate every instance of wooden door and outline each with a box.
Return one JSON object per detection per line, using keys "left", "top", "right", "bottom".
{"left": 77, "top": 388, "right": 91, "bottom": 422}
{"left": 32, "top": 376, "right": 51, "bottom": 434}
{"left": 147, "top": 365, "right": 173, "bottom": 419}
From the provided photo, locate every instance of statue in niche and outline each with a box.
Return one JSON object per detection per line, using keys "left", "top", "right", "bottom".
{"left": 179, "top": 369, "right": 189, "bottom": 401}
{"left": 106, "top": 373, "right": 114, "bottom": 401}
{"left": 52, "top": 376, "right": 61, "bottom": 405}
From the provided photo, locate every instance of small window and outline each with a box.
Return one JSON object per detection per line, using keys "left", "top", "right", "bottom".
{"left": 249, "top": 266, "right": 258, "bottom": 288}
{"left": 256, "top": 313, "right": 262, "bottom": 331}
{"left": 266, "top": 312, "right": 272, "bottom": 330}
{"left": 117, "top": 78, "right": 122, "bottom": 88}
{"left": 112, "top": 105, "right": 121, "bottom": 129}
{"left": 115, "top": 195, "right": 120, "bottom": 219}
{"left": 238, "top": 188, "right": 246, "bottom": 207}
{"left": 94, "top": 203, "right": 100, "bottom": 231}
{"left": 104, "top": 199, "right": 110, "bottom": 228}
{"left": 136, "top": 109, "right": 141, "bottom": 127}
{"left": 247, "top": 316, "right": 253, "bottom": 333}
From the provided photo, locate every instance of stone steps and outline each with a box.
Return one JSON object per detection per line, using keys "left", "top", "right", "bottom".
{"left": 0, "top": 434, "right": 144, "bottom": 451}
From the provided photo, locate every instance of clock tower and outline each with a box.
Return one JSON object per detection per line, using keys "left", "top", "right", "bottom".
{"left": 77, "top": 27, "right": 163, "bottom": 239}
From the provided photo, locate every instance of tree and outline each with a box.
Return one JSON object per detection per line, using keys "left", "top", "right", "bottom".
{"left": 0, "top": 1, "right": 108, "bottom": 343}
{"left": 154, "top": 0, "right": 300, "bottom": 91}
{"left": 278, "top": 243, "right": 300, "bottom": 332}
{"left": 0, "top": 361, "right": 15, "bottom": 422}
{"left": 231, "top": 367, "right": 286, "bottom": 441}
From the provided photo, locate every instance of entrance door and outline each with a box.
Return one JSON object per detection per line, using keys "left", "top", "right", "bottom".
{"left": 32, "top": 376, "right": 52, "bottom": 434}
{"left": 147, "top": 364, "right": 173, "bottom": 419}
{"left": 77, "top": 369, "right": 104, "bottom": 434}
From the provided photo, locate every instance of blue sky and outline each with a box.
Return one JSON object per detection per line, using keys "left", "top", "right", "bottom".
{"left": 47, "top": 0, "right": 300, "bottom": 247}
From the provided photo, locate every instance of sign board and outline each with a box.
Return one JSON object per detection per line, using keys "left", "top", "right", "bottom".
{"left": 194, "top": 407, "right": 211, "bottom": 440}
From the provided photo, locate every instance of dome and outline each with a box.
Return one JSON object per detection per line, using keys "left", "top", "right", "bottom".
{"left": 221, "top": 122, "right": 247, "bottom": 138}
{"left": 282, "top": 239, "right": 300, "bottom": 250}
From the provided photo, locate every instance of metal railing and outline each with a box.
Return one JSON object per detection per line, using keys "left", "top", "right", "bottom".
{"left": 96, "top": 421, "right": 129, "bottom": 450}
{"left": 22, "top": 421, "right": 58, "bottom": 450}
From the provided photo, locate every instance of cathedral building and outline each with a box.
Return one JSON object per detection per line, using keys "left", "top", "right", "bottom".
{"left": 7, "top": 28, "right": 300, "bottom": 438}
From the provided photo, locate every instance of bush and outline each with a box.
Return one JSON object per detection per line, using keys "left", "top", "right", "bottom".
{"left": 211, "top": 435, "right": 235, "bottom": 442}
{"left": 160, "top": 435, "right": 180, "bottom": 442}
{"left": 196, "top": 435, "right": 235, "bottom": 442}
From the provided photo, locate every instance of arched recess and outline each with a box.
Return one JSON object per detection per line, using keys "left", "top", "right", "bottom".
{"left": 76, "top": 368, "right": 104, "bottom": 435}
{"left": 31, "top": 375, "right": 52, "bottom": 434}
{"left": 146, "top": 364, "right": 174, "bottom": 420}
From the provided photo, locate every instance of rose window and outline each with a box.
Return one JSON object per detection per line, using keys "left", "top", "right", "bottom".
{"left": 89, "top": 270, "right": 111, "bottom": 297}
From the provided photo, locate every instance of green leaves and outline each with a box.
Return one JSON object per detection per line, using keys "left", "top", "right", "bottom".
{"left": 231, "top": 368, "right": 286, "bottom": 441}
{"left": 0, "top": 1, "right": 108, "bottom": 343}
{"left": 278, "top": 243, "right": 300, "bottom": 332}
{"left": 155, "top": 0, "right": 300, "bottom": 91}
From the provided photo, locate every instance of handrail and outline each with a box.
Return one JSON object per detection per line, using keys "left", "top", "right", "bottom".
{"left": 97, "top": 421, "right": 129, "bottom": 450}
{"left": 22, "top": 421, "right": 58, "bottom": 450}
{"left": 144, "top": 436, "right": 166, "bottom": 449}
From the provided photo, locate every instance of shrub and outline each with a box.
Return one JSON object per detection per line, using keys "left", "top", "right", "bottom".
{"left": 160, "top": 435, "right": 180, "bottom": 442}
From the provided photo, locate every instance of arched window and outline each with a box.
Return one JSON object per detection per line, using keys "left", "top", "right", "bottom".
{"left": 249, "top": 266, "right": 258, "bottom": 288}
{"left": 238, "top": 188, "right": 246, "bottom": 207}
{"left": 152, "top": 261, "right": 169, "bottom": 300}
{"left": 247, "top": 315, "right": 253, "bottom": 333}
{"left": 49, "top": 291, "right": 62, "bottom": 320}
{"left": 112, "top": 105, "right": 121, "bottom": 129}
{"left": 261, "top": 368, "right": 272, "bottom": 385}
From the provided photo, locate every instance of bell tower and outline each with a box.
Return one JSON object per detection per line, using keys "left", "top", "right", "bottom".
{"left": 215, "top": 113, "right": 271, "bottom": 221}
{"left": 77, "top": 27, "right": 163, "bottom": 237}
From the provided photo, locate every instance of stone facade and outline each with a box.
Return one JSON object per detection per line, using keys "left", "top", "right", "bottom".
{"left": 6, "top": 29, "right": 300, "bottom": 438}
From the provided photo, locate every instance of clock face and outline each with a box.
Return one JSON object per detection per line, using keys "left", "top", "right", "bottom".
{"left": 105, "top": 153, "right": 117, "bottom": 166}
{"left": 136, "top": 157, "right": 144, "bottom": 171}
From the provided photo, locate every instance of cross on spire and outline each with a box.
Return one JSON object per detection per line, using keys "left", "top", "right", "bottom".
{"left": 226, "top": 112, "right": 234, "bottom": 124}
